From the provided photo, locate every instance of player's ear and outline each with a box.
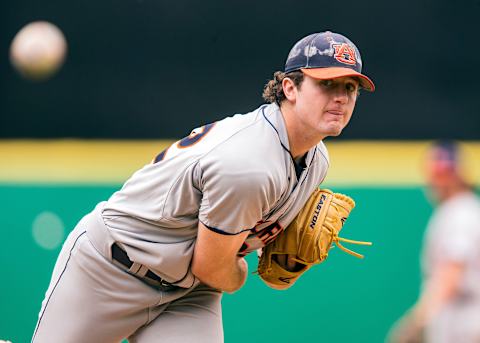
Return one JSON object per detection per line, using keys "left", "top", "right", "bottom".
{"left": 282, "top": 77, "right": 297, "bottom": 102}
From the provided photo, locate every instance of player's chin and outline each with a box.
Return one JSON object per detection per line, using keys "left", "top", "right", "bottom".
{"left": 328, "top": 130, "right": 343, "bottom": 137}
{"left": 323, "top": 124, "right": 345, "bottom": 137}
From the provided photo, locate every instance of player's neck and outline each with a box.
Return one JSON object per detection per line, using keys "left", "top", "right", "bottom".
{"left": 280, "top": 104, "right": 325, "bottom": 159}
{"left": 437, "top": 181, "right": 471, "bottom": 203}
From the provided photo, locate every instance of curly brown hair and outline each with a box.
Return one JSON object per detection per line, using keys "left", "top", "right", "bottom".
{"left": 262, "top": 71, "right": 304, "bottom": 105}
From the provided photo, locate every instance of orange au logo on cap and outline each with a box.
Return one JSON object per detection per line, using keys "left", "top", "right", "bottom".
{"left": 332, "top": 43, "right": 357, "bottom": 65}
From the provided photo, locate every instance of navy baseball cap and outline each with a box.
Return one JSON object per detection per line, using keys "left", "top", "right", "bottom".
{"left": 285, "top": 31, "right": 375, "bottom": 91}
{"left": 429, "top": 140, "right": 460, "bottom": 166}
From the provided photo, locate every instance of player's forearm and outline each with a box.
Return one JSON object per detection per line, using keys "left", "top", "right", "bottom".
{"left": 414, "top": 263, "right": 464, "bottom": 325}
{"left": 192, "top": 257, "right": 248, "bottom": 293}
{"left": 414, "top": 282, "right": 457, "bottom": 325}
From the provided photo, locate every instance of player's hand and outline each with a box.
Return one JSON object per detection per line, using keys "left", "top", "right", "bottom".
{"left": 386, "top": 314, "right": 424, "bottom": 343}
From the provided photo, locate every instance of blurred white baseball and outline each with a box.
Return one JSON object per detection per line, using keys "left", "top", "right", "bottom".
{"left": 10, "top": 21, "right": 67, "bottom": 80}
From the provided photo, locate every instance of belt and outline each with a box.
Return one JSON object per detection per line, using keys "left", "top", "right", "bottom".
{"left": 111, "top": 243, "right": 176, "bottom": 291}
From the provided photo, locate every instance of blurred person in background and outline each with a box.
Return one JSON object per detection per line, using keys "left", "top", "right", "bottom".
{"left": 388, "top": 140, "right": 480, "bottom": 343}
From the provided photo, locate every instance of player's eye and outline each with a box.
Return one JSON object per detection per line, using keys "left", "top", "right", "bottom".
{"left": 345, "top": 83, "right": 357, "bottom": 93}
{"left": 320, "top": 79, "right": 334, "bottom": 88}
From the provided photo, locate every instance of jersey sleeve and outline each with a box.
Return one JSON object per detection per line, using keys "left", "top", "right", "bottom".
{"left": 440, "top": 207, "right": 480, "bottom": 263}
{"left": 197, "top": 154, "right": 273, "bottom": 235}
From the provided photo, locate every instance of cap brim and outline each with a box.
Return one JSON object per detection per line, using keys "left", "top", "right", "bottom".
{"left": 301, "top": 67, "right": 375, "bottom": 92}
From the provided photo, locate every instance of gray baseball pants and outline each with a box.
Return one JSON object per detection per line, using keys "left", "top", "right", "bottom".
{"left": 32, "top": 210, "right": 223, "bottom": 343}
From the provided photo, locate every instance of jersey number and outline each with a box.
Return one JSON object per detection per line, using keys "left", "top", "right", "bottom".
{"left": 153, "top": 123, "right": 215, "bottom": 163}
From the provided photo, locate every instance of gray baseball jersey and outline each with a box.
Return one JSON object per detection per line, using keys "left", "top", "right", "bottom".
{"left": 102, "top": 102, "right": 330, "bottom": 288}
{"left": 421, "top": 191, "right": 480, "bottom": 343}
{"left": 33, "top": 103, "right": 330, "bottom": 342}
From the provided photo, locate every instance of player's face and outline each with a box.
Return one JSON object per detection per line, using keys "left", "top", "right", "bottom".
{"left": 293, "top": 75, "right": 359, "bottom": 137}
{"left": 424, "top": 148, "right": 455, "bottom": 202}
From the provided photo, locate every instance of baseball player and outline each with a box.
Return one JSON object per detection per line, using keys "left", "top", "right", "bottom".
{"left": 32, "top": 31, "right": 375, "bottom": 343}
{"left": 387, "top": 141, "right": 480, "bottom": 343}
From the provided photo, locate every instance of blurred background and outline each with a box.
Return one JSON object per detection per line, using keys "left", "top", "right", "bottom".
{"left": 1, "top": 0, "right": 479, "bottom": 342}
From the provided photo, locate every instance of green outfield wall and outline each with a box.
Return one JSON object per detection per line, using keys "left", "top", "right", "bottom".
{"left": 0, "top": 140, "right": 478, "bottom": 343}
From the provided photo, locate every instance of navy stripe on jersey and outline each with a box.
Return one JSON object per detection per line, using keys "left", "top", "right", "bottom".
{"left": 200, "top": 221, "right": 253, "bottom": 235}
{"left": 262, "top": 106, "right": 317, "bottom": 181}
{"left": 262, "top": 106, "right": 292, "bottom": 158}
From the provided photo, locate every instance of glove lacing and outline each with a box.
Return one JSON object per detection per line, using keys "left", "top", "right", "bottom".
{"left": 290, "top": 233, "right": 372, "bottom": 266}
{"left": 333, "top": 235, "right": 372, "bottom": 259}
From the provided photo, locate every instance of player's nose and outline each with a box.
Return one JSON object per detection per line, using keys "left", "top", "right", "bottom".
{"left": 332, "top": 87, "right": 349, "bottom": 104}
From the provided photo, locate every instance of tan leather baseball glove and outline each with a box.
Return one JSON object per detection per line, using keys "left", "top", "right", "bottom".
{"left": 257, "top": 188, "right": 371, "bottom": 290}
